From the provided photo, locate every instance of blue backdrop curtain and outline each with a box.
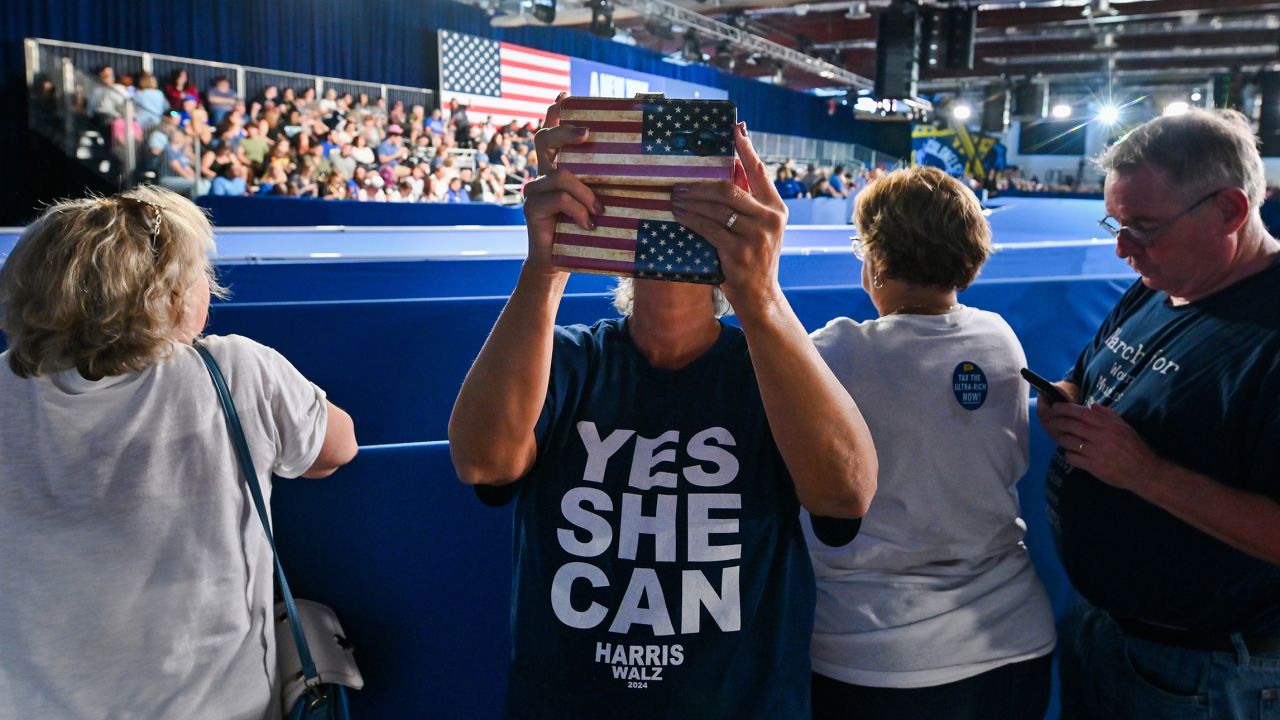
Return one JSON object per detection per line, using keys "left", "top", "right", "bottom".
{"left": 1, "top": 0, "right": 909, "bottom": 224}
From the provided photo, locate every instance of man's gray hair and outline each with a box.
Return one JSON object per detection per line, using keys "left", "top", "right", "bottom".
{"left": 610, "top": 277, "right": 734, "bottom": 318}
{"left": 1096, "top": 108, "right": 1266, "bottom": 208}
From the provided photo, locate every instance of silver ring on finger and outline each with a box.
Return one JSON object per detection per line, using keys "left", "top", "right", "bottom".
{"left": 1078, "top": 439, "right": 1086, "bottom": 452}
{"left": 724, "top": 210, "right": 739, "bottom": 230}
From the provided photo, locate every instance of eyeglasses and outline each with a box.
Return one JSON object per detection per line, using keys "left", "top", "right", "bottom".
{"left": 1097, "top": 188, "right": 1228, "bottom": 247}
{"left": 851, "top": 238, "right": 865, "bottom": 261}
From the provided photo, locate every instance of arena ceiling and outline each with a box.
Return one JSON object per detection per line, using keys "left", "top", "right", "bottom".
{"left": 479, "top": 0, "right": 1280, "bottom": 101}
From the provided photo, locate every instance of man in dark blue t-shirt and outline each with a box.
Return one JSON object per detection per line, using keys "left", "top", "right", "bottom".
{"left": 1037, "top": 109, "right": 1280, "bottom": 719}
{"left": 449, "top": 104, "right": 878, "bottom": 719}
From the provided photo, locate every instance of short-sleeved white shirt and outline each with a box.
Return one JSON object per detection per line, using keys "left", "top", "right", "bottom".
{"left": 807, "top": 307, "right": 1055, "bottom": 688}
{"left": 0, "top": 335, "right": 328, "bottom": 719}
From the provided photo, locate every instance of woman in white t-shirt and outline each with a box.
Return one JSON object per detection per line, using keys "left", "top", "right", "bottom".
{"left": 807, "top": 166, "right": 1055, "bottom": 720}
{"left": 0, "top": 186, "right": 358, "bottom": 720}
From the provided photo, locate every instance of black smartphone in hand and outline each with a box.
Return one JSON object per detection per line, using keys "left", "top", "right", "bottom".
{"left": 1020, "top": 368, "right": 1070, "bottom": 404}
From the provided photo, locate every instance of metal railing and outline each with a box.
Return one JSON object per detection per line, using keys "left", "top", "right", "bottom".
{"left": 27, "top": 38, "right": 434, "bottom": 116}
{"left": 25, "top": 37, "right": 896, "bottom": 202}
{"left": 25, "top": 37, "right": 434, "bottom": 197}
{"left": 752, "top": 130, "right": 905, "bottom": 173}
{"left": 30, "top": 59, "right": 210, "bottom": 197}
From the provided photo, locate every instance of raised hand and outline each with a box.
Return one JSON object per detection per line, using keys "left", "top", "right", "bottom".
{"left": 669, "top": 122, "right": 789, "bottom": 317}
{"left": 523, "top": 93, "right": 601, "bottom": 276}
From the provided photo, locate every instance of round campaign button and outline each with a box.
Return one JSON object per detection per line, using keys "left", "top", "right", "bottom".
{"left": 952, "top": 361, "right": 989, "bottom": 411}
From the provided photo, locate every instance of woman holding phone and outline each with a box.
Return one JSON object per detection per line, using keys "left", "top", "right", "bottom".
{"left": 806, "top": 166, "right": 1055, "bottom": 720}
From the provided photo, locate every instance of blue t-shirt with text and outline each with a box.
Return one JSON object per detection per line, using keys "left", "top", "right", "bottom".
{"left": 1047, "top": 263, "right": 1280, "bottom": 632}
{"left": 496, "top": 318, "right": 814, "bottom": 719}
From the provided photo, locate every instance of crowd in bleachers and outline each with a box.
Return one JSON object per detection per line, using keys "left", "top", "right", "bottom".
{"left": 771, "top": 160, "right": 886, "bottom": 200}
{"left": 972, "top": 168, "right": 1103, "bottom": 195}
{"left": 44, "top": 62, "right": 1109, "bottom": 209}
{"left": 73, "top": 65, "right": 543, "bottom": 203}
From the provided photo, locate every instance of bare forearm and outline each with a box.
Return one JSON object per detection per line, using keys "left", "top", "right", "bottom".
{"left": 737, "top": 291, "right": 878, "bottom": 518}
{"left": 448, "top": 264, "right": 569, "bottom": 485}
{"left": 1136, "top": 461, "right": 1280, "bottom": 566}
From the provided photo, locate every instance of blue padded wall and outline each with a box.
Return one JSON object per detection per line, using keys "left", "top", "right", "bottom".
{"left": 271, "top": 442, "right": 512, "bottom": 719}
{"left": 206, "top": 277, "right": 1127, "bottom": 446}
{"left": 198, "top": 195, "right": 527, "bottom": 228}
{"left": 268, "top": 416, "right": 1069, "bottom": 719}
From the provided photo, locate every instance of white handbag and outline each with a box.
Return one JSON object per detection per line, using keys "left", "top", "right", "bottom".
{"left": 275, "top": 599, "right": 365, "bottom": 712}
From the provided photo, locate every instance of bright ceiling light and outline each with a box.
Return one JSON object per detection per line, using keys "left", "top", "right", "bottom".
{"left": 1097, "top": 105, "right": 1119, "bottom": 124}
{"left": 1163, "top": 101, "right": 1189, "bottom": 116}
{"left": 854, "top": 96, "right": 879, "bottom": 112}
{"left": 952, "top": 103, "right": 973, "bottom": 120}
{"left": 1051, "top": 103, "right": 1072, "bottom": 119}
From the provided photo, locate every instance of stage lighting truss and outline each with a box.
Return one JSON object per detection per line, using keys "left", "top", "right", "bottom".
{"left": 611, "top": 0, "right": 930, "bottom": 110}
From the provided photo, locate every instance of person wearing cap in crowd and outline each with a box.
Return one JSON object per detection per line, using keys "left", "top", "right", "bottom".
{"left": 377, "top": 124, "right": 411, "bottom": 179}
{"left": 358, "top": 172, "right": 386, "bottom": 202}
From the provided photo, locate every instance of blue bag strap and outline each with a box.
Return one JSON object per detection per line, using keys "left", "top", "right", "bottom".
{"left": 194, "top": 342, "right": 321, "bottom": 686}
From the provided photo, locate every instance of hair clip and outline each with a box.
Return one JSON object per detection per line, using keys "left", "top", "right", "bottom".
{"left": 113, "top": 195, "right": 166, "bottom": 250}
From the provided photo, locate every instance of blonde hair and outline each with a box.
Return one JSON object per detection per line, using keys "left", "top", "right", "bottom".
{"left": 0, "top": 186, "right": 227, "bottom": 378}
{"left": 854, "top": 165, "right": 990, "bottom": 290}
{"left": 610, "top": 277, "right": 733, "bottom": 318}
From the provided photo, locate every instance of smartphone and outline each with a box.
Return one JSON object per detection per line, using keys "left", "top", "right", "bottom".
{"left": 551, "top": 94, "right": 737, "bottom": 285}
{"left": 1020, "top": 368, "right": 1070, "bottom": 404}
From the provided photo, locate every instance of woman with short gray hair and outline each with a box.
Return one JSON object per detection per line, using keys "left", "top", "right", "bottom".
{"left": 807, "top": 166, "right": 1055, "bottom": 719}
{"left": 0, "top": 186, "right": 357, "bottom": 718}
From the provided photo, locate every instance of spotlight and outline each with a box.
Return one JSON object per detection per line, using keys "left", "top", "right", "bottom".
{"left": 1051, "top": 103, "right": 1072, "bottom": 119}
{"left": 644, "top": 19, "right": 674, "bottom": 40}
{"left": 1097, "top": 105, "right": 1119, "bottom": 124}
{"left": 588, "top": 0, "right": 614, "bottom": 38}
{"left": 531, "top": 0, "right": 556, "bottom": 23}
{"left": 725, "top": 10, "right": 750, "bottom": 30}
{"left": 1191, "top": 90, "right": 1203, "bottom": 102}
{"left": 682, "top": 31, "right": 702, "bottom": 62}
{"left": 1163, "top": 101, "right": 1189, "bottom": 116}
{"left": 713, "top": 41, "right": 735, "bottom": 70}
{"left": 952, "top": 103, "right": 973, "bottom": 121}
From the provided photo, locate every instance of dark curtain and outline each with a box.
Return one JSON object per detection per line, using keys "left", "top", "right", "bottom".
{"left": 1, "top": 0, "right": 909, "bottom": 224}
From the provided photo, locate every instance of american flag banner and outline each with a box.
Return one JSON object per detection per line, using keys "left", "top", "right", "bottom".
{"left": 438, "top": 30, "right": 571, "bottom": 126}
{"left": 552, "top": 97, "right": 737, "bottom": 285}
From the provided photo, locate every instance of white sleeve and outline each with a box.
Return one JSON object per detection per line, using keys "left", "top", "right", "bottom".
{"left": 209, "top": 335, "right": 330, "bottom": 480}
{"left": 260, "top": 345, "right": 329, "bottom": 479}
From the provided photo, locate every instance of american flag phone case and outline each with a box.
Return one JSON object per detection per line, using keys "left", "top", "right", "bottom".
{"left": 552, "top": 95, "right": 737, "bottom": 285}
